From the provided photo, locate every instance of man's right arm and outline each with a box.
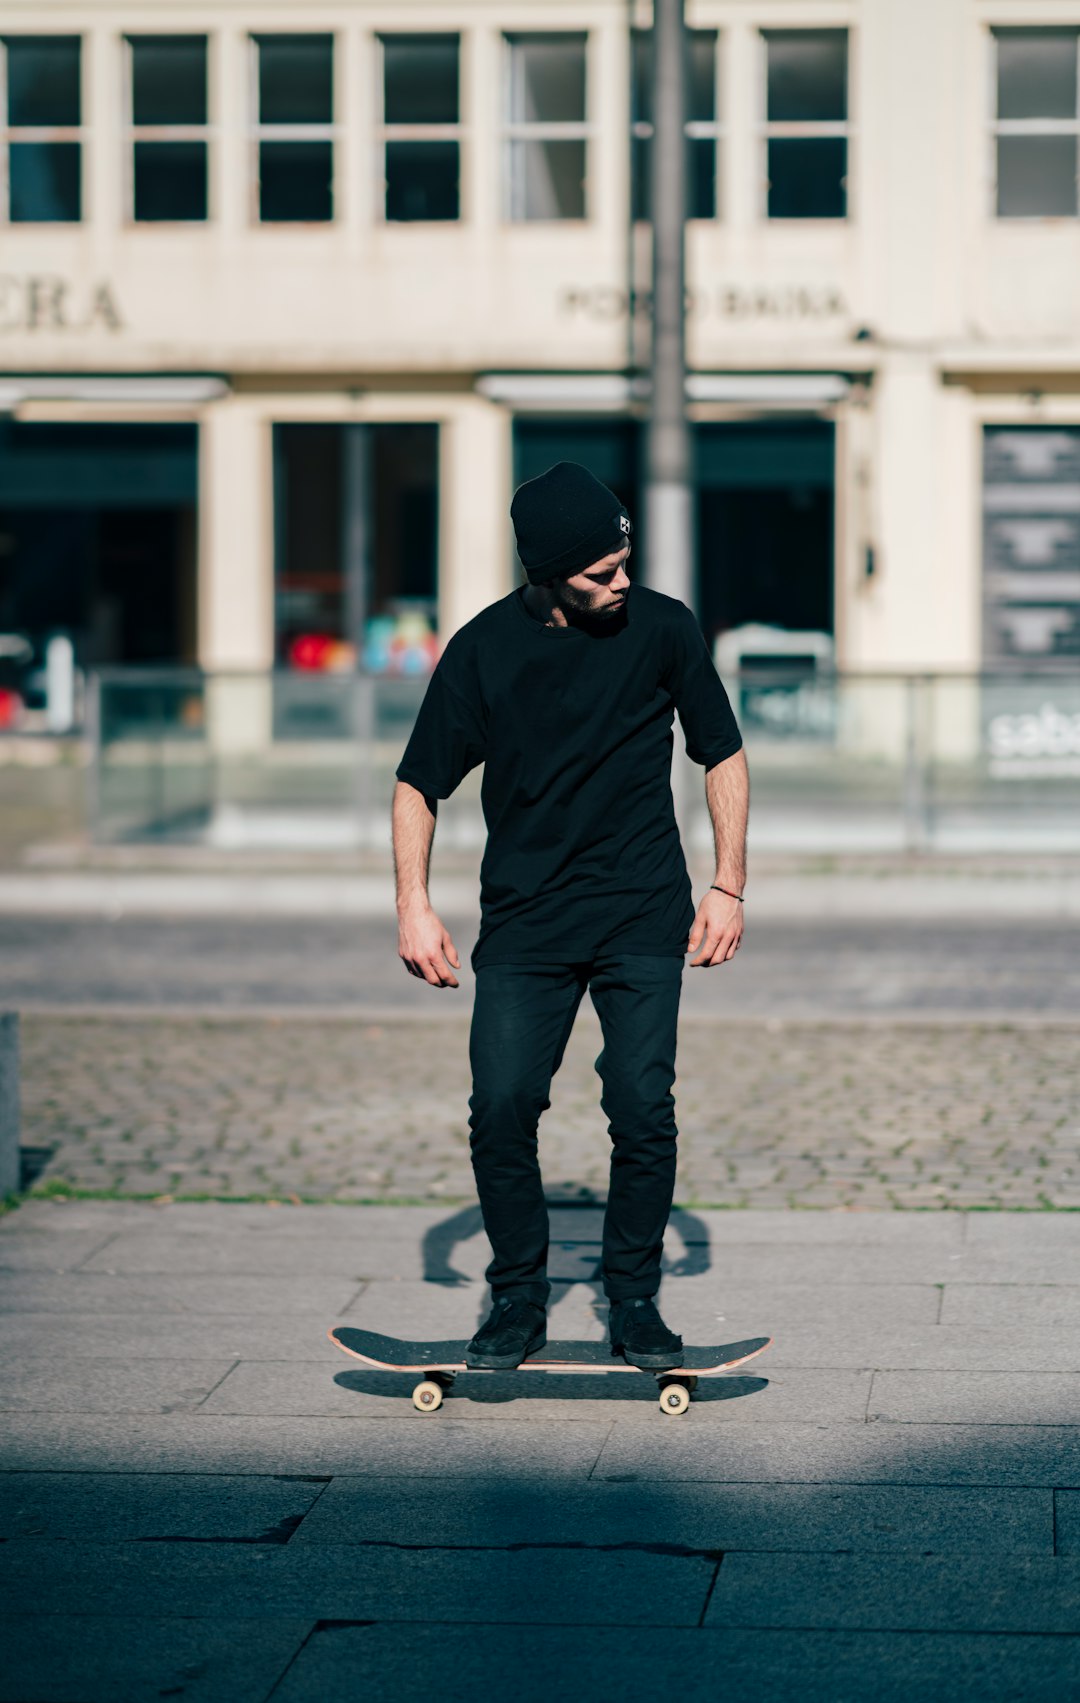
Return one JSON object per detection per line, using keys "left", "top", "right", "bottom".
{"left": 392, "top": 780, "right": 462, "bottom": 989}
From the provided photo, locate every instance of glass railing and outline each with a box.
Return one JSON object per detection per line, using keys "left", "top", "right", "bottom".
{"left": 86, "top": 666, "right": 1080, "bottom": 853}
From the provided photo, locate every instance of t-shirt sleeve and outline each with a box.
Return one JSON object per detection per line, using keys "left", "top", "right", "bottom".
{"left": 667, "top": 607, "right": 744, "bottom": 768}
{"left": 395, "top": 659, "right": 487, "bottom": 800}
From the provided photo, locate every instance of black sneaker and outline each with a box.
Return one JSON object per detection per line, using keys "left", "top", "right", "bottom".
{"left": 609, "top": 1297, "right": 683, "bottom": 1370}
{"left": 466, "top": 1298, "right": 547, "bottom": 1370}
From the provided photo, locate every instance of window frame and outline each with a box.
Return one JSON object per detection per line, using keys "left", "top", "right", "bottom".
{"left": 376, "top": 31, "right": 464, "bottom": 224}
{"left": 990, "top": 25, "right": 1080, "bottom": 221}
{"left": 758, "top": 26, "right": 852, "bottom": 223}
{"left": 249, "top": 30, "right": 338, "bottom": 226}
{"left": 502, "top": 30, "right": 591, "bottom": 224}
{"left": 0, "top": 32, "right": 83, "bottom": 224}
{"left": 631, "top": 27, "right": 723, "bottom": 224}
{"left": 123, "top": 33, "right": 212, "bottom": 226}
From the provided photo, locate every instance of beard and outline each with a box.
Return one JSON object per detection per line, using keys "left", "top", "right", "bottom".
{"left": 552, "top": 580, "right": 628, "bottom": 626}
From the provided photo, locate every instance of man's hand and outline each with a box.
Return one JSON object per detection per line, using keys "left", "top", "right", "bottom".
{"left": 687, "top": 888, "right": 744, "bottom": 968}
{"left": 398, "top": 903, "right": 462, "bottom": 988}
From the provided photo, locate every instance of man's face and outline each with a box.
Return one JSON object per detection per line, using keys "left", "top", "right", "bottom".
{"left": 553, "top": 543, "right": 632, "bottom": 622}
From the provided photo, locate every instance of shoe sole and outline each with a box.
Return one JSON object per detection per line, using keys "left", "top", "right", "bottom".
{"left": 465, "top": 1332, "right": 547, "bottom": 1371}
{"left": 612, "top": 1345, "right": 684, "bottom": 1371}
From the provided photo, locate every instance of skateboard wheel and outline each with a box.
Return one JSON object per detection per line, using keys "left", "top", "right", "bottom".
{"left": 412, "top": 1379, "right": 444, "bottom": 1413}
{"left": 659, "top": 1382, "right": 691, "bottom": 1416}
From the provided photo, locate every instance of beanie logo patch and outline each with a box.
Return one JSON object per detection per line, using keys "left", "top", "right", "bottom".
{"left": 619, "top": 513, "right": 631, "bottom": 535}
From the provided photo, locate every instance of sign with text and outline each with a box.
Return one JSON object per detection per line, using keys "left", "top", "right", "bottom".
{"left": 0, "top": 276, "right": 123, "bottom": 333}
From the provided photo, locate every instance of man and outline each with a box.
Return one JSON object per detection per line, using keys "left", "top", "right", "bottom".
{"left": 392, "top": 461, "right": 749, "bottom": 1373}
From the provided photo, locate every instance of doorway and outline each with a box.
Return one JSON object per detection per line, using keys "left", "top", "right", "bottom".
{"left": 695, "top": 420, "right": 835, "bottom": 646}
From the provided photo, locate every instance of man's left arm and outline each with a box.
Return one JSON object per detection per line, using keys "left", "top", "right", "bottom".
{"left": 688, "top": 748, "right": 749, "bottom": 968}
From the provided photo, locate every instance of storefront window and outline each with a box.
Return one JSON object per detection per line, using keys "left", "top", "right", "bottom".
{"left": 984, "top": 427, "right": 1080, "bottom": 661}
{"left": 631, "top": 30, "right": 720, "bottom": 222}
{"left": 1, "top": 36, "right": 82, "bottom": 223}
{"left": 381, "top": 35, "right": 461, "bottom": 221}
{"left": 254, "top": 34, "right": 334, "bottom": 222}
{"left": 128, "top": 36, "right": 208, "bottom": 222}
{"left": 993, "top": 29, "right": 1080, "bottom": 217}
{"left": 762, "top": 29, "right": 848, "bottom": 219}
{"left": 273, "top": 422, "right": 438, "bottom": 676}
{"left": 505, "top": 34, "right": 588, "bottom": 220}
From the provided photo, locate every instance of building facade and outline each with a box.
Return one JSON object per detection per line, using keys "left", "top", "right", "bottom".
{"left": 3, "top": 0, "right": 1080, "bottom": 722}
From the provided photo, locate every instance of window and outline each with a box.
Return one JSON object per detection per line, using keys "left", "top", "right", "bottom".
{"left": 273, "top": 423, "right": 439, "bottom": 683}
{"left": 253, "top": 34, "right": 334, "bottom": 222}
{"left": 632, "top": 29, "right": 720, "bottom": 221}
{"left": 127, "top": 36, "right": 208, "bottom": 222}
{"left": 380, "top": 35, "right": 460, "bottom": 221}
{"left": 984, "top": 428, "right": 1080, "bottom": 662}
{"left": 762, "top": 29, "right": 848, "bottom": 219}
{"left": 1, "top": 36, "right": 82, "bottom": 222}
{"left": 993, "top": 28, "right": 1080, "bottom": 217}
{"left": 505, "top": 34, "right": 588, "bottom": 221}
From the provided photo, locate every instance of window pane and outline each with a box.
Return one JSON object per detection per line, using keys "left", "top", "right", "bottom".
{"left": 130, "top": 37, "right": 207, "bottom": 126}
{"left": 509, "top": 35, "right": 586, "bottom": 124}
{"left": 997, "top": 134, "right": 1077, "bottom": 216}
{"left": 689, "top": 32, "right": 717, "bottom": 124}
{"left": 510, "top": 138, "right": 585, "bottom": 219}
{"left": 689, "top": 136, "right": 715, "bottom": 218}
{"left": 259, "top": 140, "right": 332, "bottom": 221}
{"left": 6, "top": 36, "right": 81, "bottom": 126}
{"left": 383, "top": 35, "right": 458, "bottom": 125}
{"left": 133, "top": 141, "right": 207, "bottom": 220}
{"left": 385, "top": 140, "right": 459, "bottom": 220}
{"left": 632, "top": 31, "right": 651, "bottom": 125}
{"left": 9, "top": 142, "right": 81, "bottom": 221}
{"left": 633, "top": 135, "right": 714, "bottom": 220}
{"left": 766, "top": 30, "right": 847, "bottom": 123}
{"left": 767, "top": 136, "right": 846, "bottom": 218}
{"left": 996, "top": 29, "right": 1077, "bottom": 121}
{"left": 257, "top": 35, "right": 333, "bottom": 124}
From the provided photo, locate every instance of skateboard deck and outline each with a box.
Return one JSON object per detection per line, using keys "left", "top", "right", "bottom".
{"left": 328, "top": 1325, "right": 771, "bottom": 1415}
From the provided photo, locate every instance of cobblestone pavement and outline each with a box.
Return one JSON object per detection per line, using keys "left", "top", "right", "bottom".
{"left": 20, "top": 1013, "right": 1080, "bottom": 1210}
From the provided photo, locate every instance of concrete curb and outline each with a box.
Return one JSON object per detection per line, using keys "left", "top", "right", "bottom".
{"left": 2, "top": 871, "right": 1080, "bottom": 919}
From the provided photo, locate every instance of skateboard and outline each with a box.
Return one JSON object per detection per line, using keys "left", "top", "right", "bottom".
{"left": 328, "top": 1325, "right": 772, "bottom": 1416}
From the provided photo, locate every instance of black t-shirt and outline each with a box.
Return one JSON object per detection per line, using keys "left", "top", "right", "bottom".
{"left": 395, "top": 582, "right": 743, "bottom": 970}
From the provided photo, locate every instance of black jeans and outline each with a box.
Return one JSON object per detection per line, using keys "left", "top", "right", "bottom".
{"left": 467, "top": 953, "right": 684, "bottom": 1307}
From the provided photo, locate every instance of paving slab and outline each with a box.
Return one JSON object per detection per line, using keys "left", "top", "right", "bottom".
{"left": 0, "top": 1229, "right": 121, "bottom": 1271}
{"left": 78, "top": 1231, "right": 379, "bottom": 1278}
{"left": 285, "top": 1473, "right": 1050, "bottom": 1556}
{"left": 0, "top": 1539, "right": 715, "bottom": 1626}
{"left": 662, "top": 1279, "right": 942, "bottom": 1327}
{"left": 269, "top": 1622, "right": 1080, "bottom": 1703}
{"left": 593, "top": 1420, "right": 1080, "bottom": 1486}
{"left": 963, "top": 1215, "right": 1080, "bottom": 1248}
{"left": 869, "top": 1370, "right": 1080, "bottom": 1426}
{"left": 705, "top": 1552, "right": 1080, "bottom": 1632}
{"left": 0, "top": 1272, "right": 366, "bottom": 1316}
{"left": 0, "top": 1412, "right": 611, "bottom": 1475}
{"left": 0, "top": 1613, "right": 310, "bottom": 1703}
{"left": 0, "top": 1312, "right": 348, "bottom": 1362}
{"left": 757, "top": 1323, "right": 1080, "bottom": 1373}
{"left": 940, "top": 1285, "right": 1080, "bottom": 1330}
{"left": 0, "top": 1355, "right": 238, "bottom": 1414}
{"left": 0, "top": 1471, "right": 326, "bottom": 1541}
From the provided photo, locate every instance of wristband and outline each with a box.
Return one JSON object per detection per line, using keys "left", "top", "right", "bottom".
{"left": 710, "top": 884, "right": 744, "bottom": 904}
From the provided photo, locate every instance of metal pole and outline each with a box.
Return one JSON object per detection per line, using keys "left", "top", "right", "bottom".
{"left": 644, "top": 0, "right": 691, "bottom": 609}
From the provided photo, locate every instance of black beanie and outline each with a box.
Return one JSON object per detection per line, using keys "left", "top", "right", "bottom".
{"left": 510, "top": 461, "right": 632, "bottom": 585}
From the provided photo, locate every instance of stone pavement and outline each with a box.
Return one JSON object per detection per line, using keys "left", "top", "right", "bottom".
{"left": 20, "top": 1011, "right": 1080, "bottom": 1209}
{"left": 1, "top": 1199, "right": 1078, "bottom": 1701}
